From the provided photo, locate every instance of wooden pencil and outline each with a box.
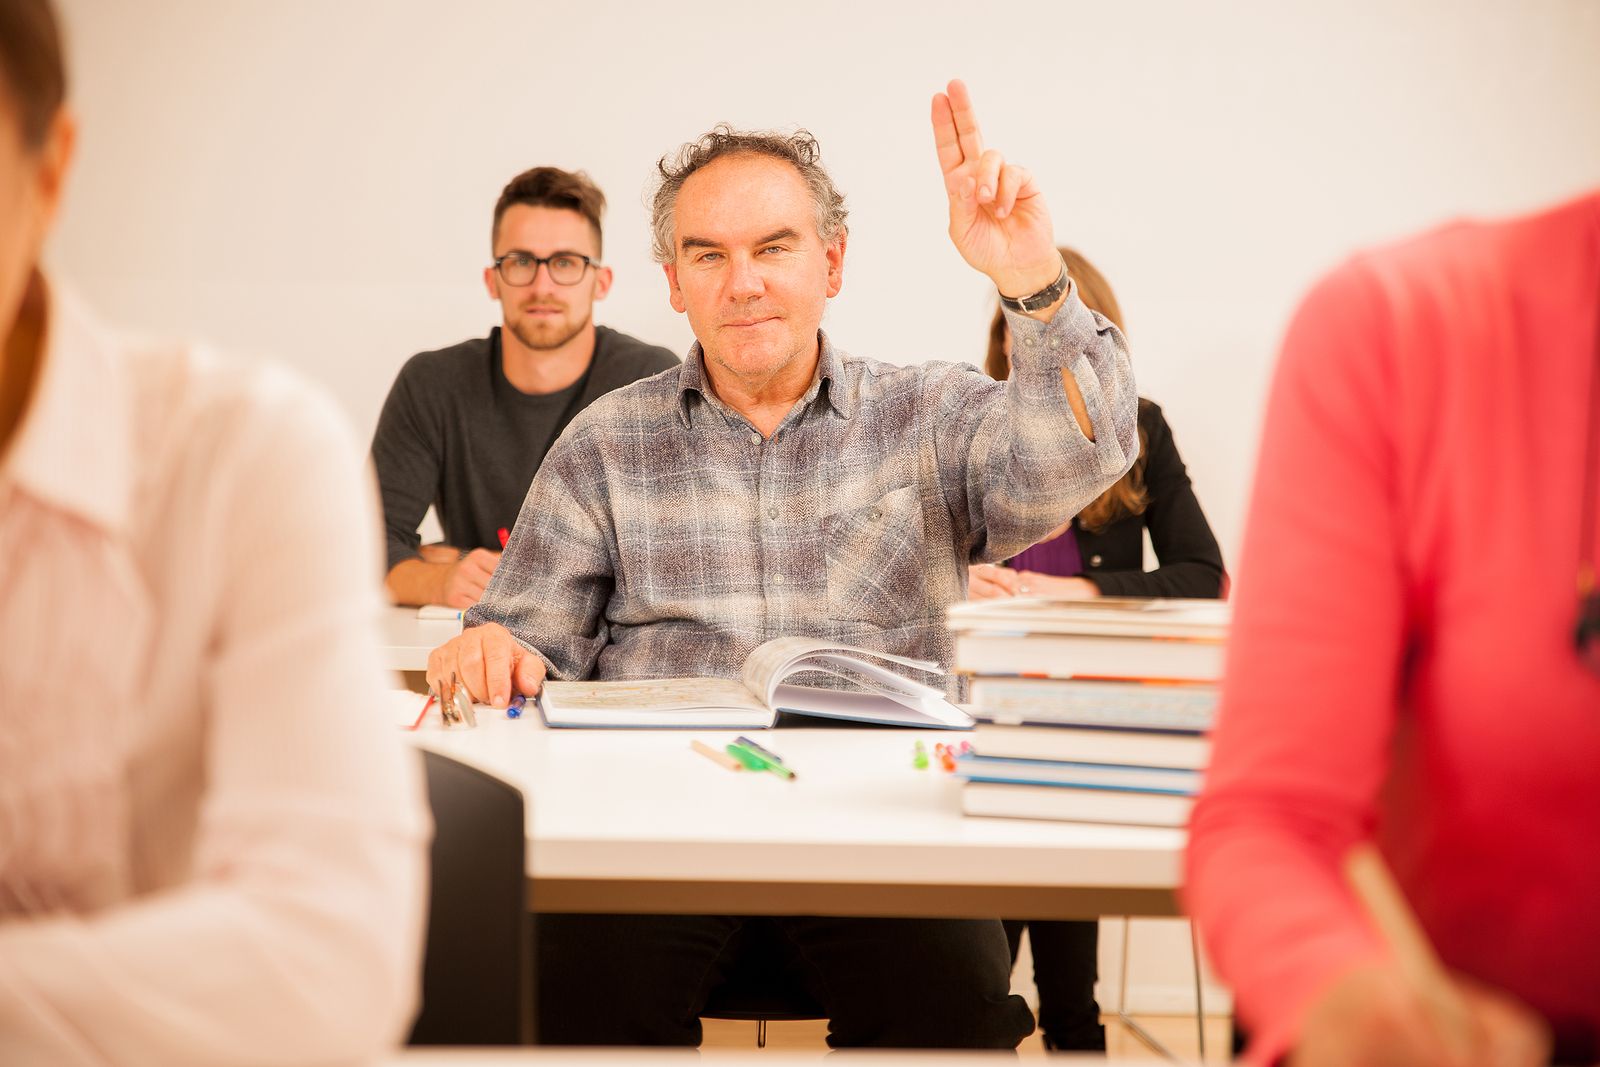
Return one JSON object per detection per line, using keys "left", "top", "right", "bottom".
{"left": 691, "top": 739, "right": 743, "bottom": 771}
{"left": 1344, "top": 843, "right": 1474, "bottom": 1058}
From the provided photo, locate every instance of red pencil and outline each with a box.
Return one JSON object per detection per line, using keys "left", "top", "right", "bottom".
{"left": 407, "top": 693, "right": 435, "bottom": 731}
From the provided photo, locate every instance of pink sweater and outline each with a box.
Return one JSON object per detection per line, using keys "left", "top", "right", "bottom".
{"left": 1185, "top": 192, "right": 1600, "bottom": 1064}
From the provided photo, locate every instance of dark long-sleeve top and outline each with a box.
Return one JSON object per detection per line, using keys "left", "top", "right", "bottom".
{"left": 1065, "top": 398, "right": 1225, "bottom": 599}
{"left": 370, "top": 325, "right": 679, "bottom": 572}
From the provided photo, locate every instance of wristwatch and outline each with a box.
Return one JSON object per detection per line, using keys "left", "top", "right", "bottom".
{"left": 999, "top": 257, "right": 1070, "bottom": 314}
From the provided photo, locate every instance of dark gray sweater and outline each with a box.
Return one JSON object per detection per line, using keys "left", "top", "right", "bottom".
{"left": 371, "top": 325, "right": 679, "bottom": 572}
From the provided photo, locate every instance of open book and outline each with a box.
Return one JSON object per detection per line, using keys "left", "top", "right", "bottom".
{"left": 538, "top": 636, "right": 974, "bottom": 730}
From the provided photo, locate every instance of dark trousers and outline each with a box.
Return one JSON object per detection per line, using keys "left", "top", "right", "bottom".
{"left": 537, "top": 913, "right": 1035, "bottom": 1048}
{"left": 1002, "top": 919, "right": 1105, "bottom": 1051}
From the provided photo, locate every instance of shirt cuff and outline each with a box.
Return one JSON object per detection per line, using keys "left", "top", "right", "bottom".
{"left": 1001, "top": 278, "right": 1102, "bottom": 374}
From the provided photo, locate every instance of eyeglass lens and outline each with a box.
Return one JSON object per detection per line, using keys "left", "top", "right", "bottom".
{"left": 497, "top": 252, "right": 591, "bottom": 286}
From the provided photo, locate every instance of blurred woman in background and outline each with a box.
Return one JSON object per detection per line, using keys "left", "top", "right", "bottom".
{"left": 969, "top": 247, "right": 1225, "bottom": 603}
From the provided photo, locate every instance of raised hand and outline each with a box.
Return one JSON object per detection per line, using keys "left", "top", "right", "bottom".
{"left": 931, "top": 79, "right": 1061, "bottom": 301}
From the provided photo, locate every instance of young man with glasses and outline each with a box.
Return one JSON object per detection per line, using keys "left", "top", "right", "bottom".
{"left": 373, "top": 167, "right": 678, "bottom": 608}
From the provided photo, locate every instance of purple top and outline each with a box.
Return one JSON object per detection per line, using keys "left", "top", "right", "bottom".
{"left": 1010, "top": 524, "right": 1083, "bottom": 577}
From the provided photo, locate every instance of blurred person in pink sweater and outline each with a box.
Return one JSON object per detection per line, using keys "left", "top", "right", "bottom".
{"left": 0, "top": 2, "right": 429, "bottom": 1063}
{"left": 1186, "top": 191, "right": 1600, "bottom": 1066}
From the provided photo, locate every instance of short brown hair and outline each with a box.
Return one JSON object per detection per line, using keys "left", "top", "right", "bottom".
{"left": 648, "top": 124, "right": 848, "bottom": 264}
{"left": 985, "top": 246, "right": 1148, "bottom": 533}
{"left": 492, "top": 166, "right": 606, "bottom": 257}
{"left": 0, "top": 0, "right": 66, "bottom": 149}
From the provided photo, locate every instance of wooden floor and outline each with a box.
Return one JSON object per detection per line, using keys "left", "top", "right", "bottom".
{"left": 702, "top": 1014, "right": 1235, "bottom": 1060}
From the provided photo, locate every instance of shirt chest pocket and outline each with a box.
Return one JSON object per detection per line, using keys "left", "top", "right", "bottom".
{"left": 823, "top": 484, "right": 928, "bottom": 629}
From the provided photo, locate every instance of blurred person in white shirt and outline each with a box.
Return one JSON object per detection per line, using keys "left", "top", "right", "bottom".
{"left": 0, "top": 1, "right": 430, "bottom": 1063}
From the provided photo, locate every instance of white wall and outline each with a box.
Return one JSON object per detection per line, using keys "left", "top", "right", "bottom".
{"left": 49, "top": 0, "right": 1600, "bottom": 564}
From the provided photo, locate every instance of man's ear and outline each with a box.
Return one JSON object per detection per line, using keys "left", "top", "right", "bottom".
{"left": 824, "top": 231, "right": 847, "bottom": 299}
{"left": 593, "top": 265, "right": 614, "bottom": 302}
{"left": 665, "top": 262, "right": 686, "bottom": 314}
{"left": 484, "top": 264, "right": 501, "bottom": 301}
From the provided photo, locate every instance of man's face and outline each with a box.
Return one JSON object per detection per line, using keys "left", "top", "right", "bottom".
{"left": 664, "top": 153, "right": 844, "bottom": 383}
{"left": 484, "top": 204, "right": 611, "bottom": 353}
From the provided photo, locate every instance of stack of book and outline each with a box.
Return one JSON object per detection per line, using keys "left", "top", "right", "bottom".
{"left": 945, "top": 597, "right": 1229, "bottom": 827}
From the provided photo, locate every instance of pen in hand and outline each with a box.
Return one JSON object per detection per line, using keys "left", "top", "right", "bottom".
{"left": 1344, "top": 844, "right": 1474, "bottom": 1059}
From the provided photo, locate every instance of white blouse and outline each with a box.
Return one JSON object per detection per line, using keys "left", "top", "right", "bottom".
{"left": 0, "top": 284, "right": 429, "bottom": 1066}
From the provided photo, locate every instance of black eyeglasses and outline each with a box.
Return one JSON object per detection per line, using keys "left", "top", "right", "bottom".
{"left": 491, "top": 251, "right": 599, "bottom": 287}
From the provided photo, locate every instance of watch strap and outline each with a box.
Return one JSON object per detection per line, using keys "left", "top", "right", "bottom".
{"left": 999, "top": 258, "right": 1070, "bottom": 314}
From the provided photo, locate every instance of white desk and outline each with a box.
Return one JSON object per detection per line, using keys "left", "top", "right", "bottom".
{"left": 394, "top": 1051, "right": 1111, "bottom": 1065}
{"left": 394, "top": 1051, "right": 1112, "bottom": 1065}
{"left": 409, "top": 715, "right": 1183, "bottom": 920}
{"left": 383, "top": 606, "right": 463, "bottom": 672}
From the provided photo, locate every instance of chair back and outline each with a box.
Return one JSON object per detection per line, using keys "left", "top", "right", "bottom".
{"left": 408, "top": 749, "right": 532, "bottom": 1045}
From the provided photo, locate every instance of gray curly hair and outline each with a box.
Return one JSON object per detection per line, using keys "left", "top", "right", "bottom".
{"left": 648, "top": 124, "right": 849, "bottom": 264}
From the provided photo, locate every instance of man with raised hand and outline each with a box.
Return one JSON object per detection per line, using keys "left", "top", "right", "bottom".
{"left": 429, "top": 81, "right": 1139, "bottom": 1047}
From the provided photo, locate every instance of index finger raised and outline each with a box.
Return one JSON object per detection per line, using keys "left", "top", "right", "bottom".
{"left": 931, "top": 91, "right": 965, "bottom": 177}
{"left": 945, "top": 79, "right": 984, "bottom": 173}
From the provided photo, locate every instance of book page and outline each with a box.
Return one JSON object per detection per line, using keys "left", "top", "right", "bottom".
{"left": 537, "top": 677, "right": 777, "bottom": 728}
{"left": 541, "top": 677, "right": 766, "bottom": 714}
{"left": 772, "top": 684, "right": 972, "bottom": 729}
{"left": 799, "top": 654, "right": 945, "bottom": 702}
{"left": 739, "top": 636, "right": 942, "bottom": 706}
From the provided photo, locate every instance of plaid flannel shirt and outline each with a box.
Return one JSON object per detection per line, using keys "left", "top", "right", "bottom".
{"left": 466, "top": 286, "right": 1138, "bottom": 692}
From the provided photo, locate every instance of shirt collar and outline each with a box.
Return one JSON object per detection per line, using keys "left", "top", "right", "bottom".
{"left": 673, "top": 329, "right": 855, "bottom": 428}
{"left": 2, "top": 279, "right": 136, "bottom": 534}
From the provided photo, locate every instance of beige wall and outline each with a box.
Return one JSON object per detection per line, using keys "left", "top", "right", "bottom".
{"left": 50, "top": 0, "right": 1600, "bottom": 567}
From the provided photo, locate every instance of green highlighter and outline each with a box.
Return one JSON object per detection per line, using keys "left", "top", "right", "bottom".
{"left": 724, "top": 742, "right": 797, "bottom": 780}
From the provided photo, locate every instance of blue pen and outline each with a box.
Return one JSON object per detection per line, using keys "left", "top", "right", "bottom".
{"left": 507, "top": 694, "right": 525, "bottom": 720}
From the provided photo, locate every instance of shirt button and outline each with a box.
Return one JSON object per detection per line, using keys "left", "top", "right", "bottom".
{"left": 750, "top": 431, "right": 761, "bottom": 443}
{"left": 773, "top": 574, "right": 784, "bottom": 585}
{"left": 869, "top": 508, "right": 883, "bottom": 521}
{"left": 768, "top": 507, "right": 778, "bottom": 519}
{"left": 1089, "top": 554, "right": 1103, "bottom": 567}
